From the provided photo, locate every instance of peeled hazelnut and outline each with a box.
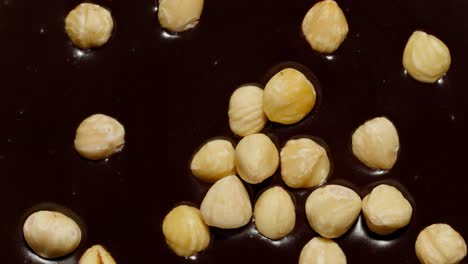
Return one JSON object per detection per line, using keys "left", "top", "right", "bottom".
{"left": 280, "top": 138, "right": 330, "bottom": 188}
{"left": 74, "top": 114, "right": 125, "bottom": 160}
{"left": 299, "top": 237, "right": 347, "bottom": 264}
{"left": 263, "top": 68, "right": 316, "bottom": 125}
{"left": 65, "top": 3, "right": 114, "bottom": 49}
{"left": 403, "top": 31, "right": 451, "bottom": 83}
{"left": 416, "top": 224, "right": 467, "bottom": 264}
{"left": 162, "top": 205, "right": 210, "bottom": 257}
{"left": 352, "top": 117, "right": 399, "bottom": 170}
{"left": 228, "top": 85, "right": 268, "bottom": 137}
{"left": 254, "top": 186, "right": 295, "bottom": 240}
{"left": 200, "top": 175, "right": 252, "bottom": 229}
{"left": 23, "top": 210, "right": 81, "bottom": 259}
{"left": 302, "top": 0, "right": 349, "bottom": 53}
{"left": 79, "top": 245, "right": 116, "bottom": 264}
{"left": 190, "top": 139, "right": 235, "bottom": 183}
{"left": 362, "top": 184, "right": 413, "bottom": 235}
{"left": 158, "top": 0, "right": 204, "bottom": 33}
{"left": 235, "top": 133, "right": 279, "bottom": 184}
{"left": 305, "top": 185, "right": 361, "bottom": 238}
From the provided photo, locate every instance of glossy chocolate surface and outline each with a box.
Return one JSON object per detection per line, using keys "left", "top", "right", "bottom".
{"left": 2, "top": 0, "right": 468, "bottom": 263}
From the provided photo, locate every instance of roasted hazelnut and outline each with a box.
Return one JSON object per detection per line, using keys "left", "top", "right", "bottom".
{"left": 305, "top": 184, "right": 361, "bottom": 238}
{"left": 190, "top": 139, "right": 235, "bottom": 183}
{"left": 362, "top": 184, "right": 412, "bottom": 235}
{"left": 299, "top": 237, "right": 347, "bottom": 264}
{"left": 158, "top": 0, "right": 204, "bottom": 33}
{"left": 65, "top": 3, "right": 113, "bottom": 49}
{"left": 302, "top": 0, "right": 349, "bottom": 53}
{"left": 280, "top": 137, "right": 330, "bottom": 188}
{"left": 403, "top": 31, "right": 451, "bottom": 83}
{"left": 263, "top": 68, "right": 316, "bottom": 125}
{"left": 23, "top": 210, "right": 81, "bottom": 259}
{"left": 235, "top": 133, "right": 279, "bottom": 184}
{"left": 162, "top": 205, "right": 210, "bottom": 257}
{"left": 200, "top": 175, "right": 252, "bottom": 229}
{"left": 228, "top": 85, "right": 267, "bottom": 137}
{"left": 352, "top": 117, "right": 399, "bottom": 170}
{"left": 74, "top": 114, "right": 125, "bottom": 160}
{"left": 254, "top": 186, "right": 295, "bottom": 240}
{"left": 416, "top": 224, "right": 466, "bottom": 264}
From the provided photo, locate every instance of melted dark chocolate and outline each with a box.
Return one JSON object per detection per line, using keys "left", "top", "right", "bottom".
{"left": 2, "top": 0, "right": 468, "bottom": 263}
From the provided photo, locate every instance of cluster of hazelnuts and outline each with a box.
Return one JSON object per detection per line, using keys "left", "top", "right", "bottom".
{"left": 48, "top": 0, "right": 462, "bottom": 263}
{"left": 161, "top": 0, "right": 464, "bottom": 263}
{"left": 162, "top": 62, "right": 414, "bottom": 262}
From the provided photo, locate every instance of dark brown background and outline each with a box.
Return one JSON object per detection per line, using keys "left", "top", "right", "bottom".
{"left": 1, "top": 0, "right": 468, "bottom": 263}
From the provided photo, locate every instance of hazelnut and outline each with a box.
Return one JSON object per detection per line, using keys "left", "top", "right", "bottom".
{"left": 190, "top": 139, "right": 236, "bottom": 183}
{"left": 305, "top": 184, "right": 361, "bottom": 238}
{"left": 352, "top": 117, "right": 399, "bottom": 170}
{"left": 158, "top": 0, "right": 204, "bottom": 33}
{"left": 74, "top": 114, "right": 125, "bottom": 160}
{"left": 403, "top": 31, "right": 451, "bottom": 83}
{"left": 302, "top": 0, "right": 349, "bottom": 53}
{"left": 280, "top": 137, "right": 330, "bottom": 188}
{"left": 299, "top": 237, "right": 347, "bottom": 264}
{"left": 162, "top": 205, "right": 210, "bottom": 257}
{"left": 79, "top": 245, "right": 116, "bottom": 264}
{"left": 362, "top": 184, "right": 413, "bottom": 235}
{"left": 200, "top": 175, "right": 252, "bottom": 229}
{"left": 235, "top": 133, "right": 279, "bottom": 184}
{"left": 253, "top": 186, "right": 295, "bottom": 240}
{"left": 263, "top": 68, "right": 316, "bottom": 125}
{"left": 65, "top": 3, "right": 114, "bottom": 49}
{"left": 23, "top": 210, "right": 81, "bottom": 259}
{"left": 228, "top": 85, "right": 268, "bottom": 137}
{"left": 416, "top": 224, "right": 466, "bottom": 264}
